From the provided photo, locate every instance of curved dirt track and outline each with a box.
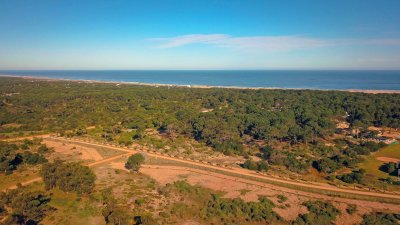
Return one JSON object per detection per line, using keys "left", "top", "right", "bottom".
{"left": 49, "top": 137, "right": 400, "bottom": 201}
{"left": 139, "top": 165, "right": 400, "bottom": 212}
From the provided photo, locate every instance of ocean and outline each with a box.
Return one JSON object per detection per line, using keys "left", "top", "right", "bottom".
{"left": 1, "top": 70, "right": 400, "bottom": 90}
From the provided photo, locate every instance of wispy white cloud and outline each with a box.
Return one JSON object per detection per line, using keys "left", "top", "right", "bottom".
{"left": 149, "top": 34, "right": 230, "bottom": 48}
{"left": 149, "top": 34, "right": 400, "bottom": 52}
{"left": 210, "top": 36, "right": 330, "bottom": 51}
{"left": 360, "top": 38, "right": 400, "bottom": 45}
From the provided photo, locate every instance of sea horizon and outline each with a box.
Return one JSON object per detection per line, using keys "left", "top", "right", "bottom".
{"left": 1, "top": 70, "right": 400, "bottom": 91}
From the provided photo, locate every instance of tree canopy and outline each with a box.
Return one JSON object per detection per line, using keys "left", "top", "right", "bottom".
{"left": 41, "top": 160, "right": 96, "bottom": 194}
{"left": 125, "top": 153, "right": 145, "bottom": 172}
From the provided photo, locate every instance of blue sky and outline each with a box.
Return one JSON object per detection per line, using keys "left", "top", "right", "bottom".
{"left": 0, "top": 0, "right": 400, "bottom": 70}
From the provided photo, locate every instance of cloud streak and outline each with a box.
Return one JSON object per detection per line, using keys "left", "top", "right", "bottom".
{"left": 149, "top": 34, "right": 400, "bottom": 52}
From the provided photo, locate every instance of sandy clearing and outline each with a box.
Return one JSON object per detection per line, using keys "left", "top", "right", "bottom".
{"left": 136, "top": 165, "right": 400, "bottom": 222}
{"left": 43, "top": 139, "right": 103, "bottom": 161}
{"left": 80, "top": 148, "right": 103, "bottom": 161}
{"left": 51, "top": 137, "right": 400, "bottom": 201}
{"left": 5, "top": 136, "right": 400, "bottom": 223}
{"left": 111, "top": 163, "right": 307, "bottom": 221}
{"left": 376, "top": 157, "right": 400, "bottom": 163}
{"left": 334, "top": 202, "right": 366, "bottom": 225}
{"left": 336, "top": 122, "right": 350, "bottom": 129}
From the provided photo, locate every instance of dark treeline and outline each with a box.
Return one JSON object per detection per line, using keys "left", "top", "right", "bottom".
{"left": 1, "top": 77, "right": 399, "bottom": 156}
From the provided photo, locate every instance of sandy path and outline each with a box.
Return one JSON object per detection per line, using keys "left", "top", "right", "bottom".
{"left": 49, "top": 137, "right": 400, "bottom": 201}
{"left": 377, "top": 157, "right": 400, "bottom": 163}
{"left": 138, "top": 165, "right": 400, "bottom": 209}
{"left": 5, "top": 136, "right": 400, "bottom": 203}
{"left": 44, "top": 139, "right": 103, "bottom": 161}
{"left": 137, "top": 165, "right": 398, "bottom": 223}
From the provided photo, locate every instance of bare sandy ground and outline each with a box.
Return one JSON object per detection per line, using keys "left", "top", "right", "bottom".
{"left": 43, "top": 139, "right": 103, "bottom": 161}
{"left": 54, "top": 137, "right": 400, "bottom": 200}
{"left": 12, "top": 137, "right": 395, "bottom": 225}
{"left": 107, "top": 163, "right": 400, "bottom": 224}
{"left": 368, "top": 126, "right": 400, "bottom": 138}
{"left": 110, "top": 163, "right": 308, "bottom": 221}
{"left": 377, "top": 157, "right": 400, "bottom": 163}
{"left": 5, "top": 135, "right": 400, "bottom": 224}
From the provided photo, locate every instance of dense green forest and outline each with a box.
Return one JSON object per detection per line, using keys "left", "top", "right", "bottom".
{"left": 1, "top": 78, "right": 399, "bottom": 146}
{"left": 1, "top": 78, "right": 399, "bottom": 173}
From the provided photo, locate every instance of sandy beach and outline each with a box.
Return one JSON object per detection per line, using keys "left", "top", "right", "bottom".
{"left": 1, "top": 74, "right": 399, "bottom": 94}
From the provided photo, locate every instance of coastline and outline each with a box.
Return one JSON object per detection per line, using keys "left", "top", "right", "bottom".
{"left": 1, "top": 74, "right": 400, "bottom": 94}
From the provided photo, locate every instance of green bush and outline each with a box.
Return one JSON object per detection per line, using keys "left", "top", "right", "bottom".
{"left": 0, "top": 188, "right": 54, "bottom": 225}
{"left": 361, "top": 212, "right": 400, "bottom": 225}
{"left": 337, "top": 169, "right": 365, "bottom": 184}
{"left": 294, "top": 200, "right": 340, "bottom": 225}
{"left": 206, "top": 194, "right": 281, "bottom": 223}
{"left": 346, "top": 204, "right": 357, "bottom": 215}
{"left": 242, "top": 159, "right": 269, "bottom": 172}
{"left": 41, "top": 160, "right": 96, "bottom": 194}
{"left": 125, "top": 153, "right": 145, "bottom": 172}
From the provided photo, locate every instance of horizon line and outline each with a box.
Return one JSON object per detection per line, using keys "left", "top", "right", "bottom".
{"left": 1, "top": 69, "right": 400, "bottom": 72}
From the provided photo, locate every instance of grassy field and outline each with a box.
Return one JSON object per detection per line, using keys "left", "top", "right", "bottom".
{"left": 359, "top": 143, "right": 400, "bottom": 179}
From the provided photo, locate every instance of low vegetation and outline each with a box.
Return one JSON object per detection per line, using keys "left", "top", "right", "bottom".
{"left": 41, "top": 160, "right": 96, "bottom": 194}
{"left": 241, "top": 159, "right": 268, "bottom": 171}
{"left": 361, "top": 212, "right": 400, "bottom": 225}
{"left": 294, "top": 200, "right": 340, "bottom": 225}
{"left": 336, "top": 169, "right": 366, "bottom": 184}
{"left": 0, "top": 187, "right": 54, "bottom": 225}
{"left": 0, "top": 141, "right": 48, "bottom": 175}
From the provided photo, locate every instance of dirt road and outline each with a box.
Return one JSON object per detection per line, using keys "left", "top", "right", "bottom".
{"left": 48, "top": 137, "right": 400, "bottom": 201}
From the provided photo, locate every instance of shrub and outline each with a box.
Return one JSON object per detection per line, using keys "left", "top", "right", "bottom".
{"left": 294, "top": 200, "right": 340, "bottom": 225}
{"left": 37, "top": 145, "right": 51, "bottom": 154}
{"left": 1, "top": 188, "right": 54, "bottom": 225}
{"left": 41, "top": 160, "right": 96, "bottom": 194}
{"left": 380, "top": 162, "right": 399, "bottom": 176}
{"left": 125, "top": 153, "right": 145, "bottom": 172}
{"left": 206, "top": 194, "right": 280, "bottom": 223}
{"left": 361, "top": 212, "right": 400, "bottom": 225}
{"left": 346, "top": 204, "right": 357, "bottom": 215}
{"left": 135, "top": 198, "right": 145, "bottom": 206}
{"left": 277, "top": 194, "right": 288, "bottom": 203}
{"left": 242, "top": 159, "right": 269, "bottom": 172}
{"left": 336, "top": 169, "right": 365, "bottom": 184}
{"left": 21, "top": 151, "right": 48, "bottom": 165}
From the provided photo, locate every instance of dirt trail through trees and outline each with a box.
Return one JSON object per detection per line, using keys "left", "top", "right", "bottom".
{"left": 4, "top": 136, "right": 400, "bottom": 202}
{"left": 47, "top": 137, "right": 400, "bottom": 201}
